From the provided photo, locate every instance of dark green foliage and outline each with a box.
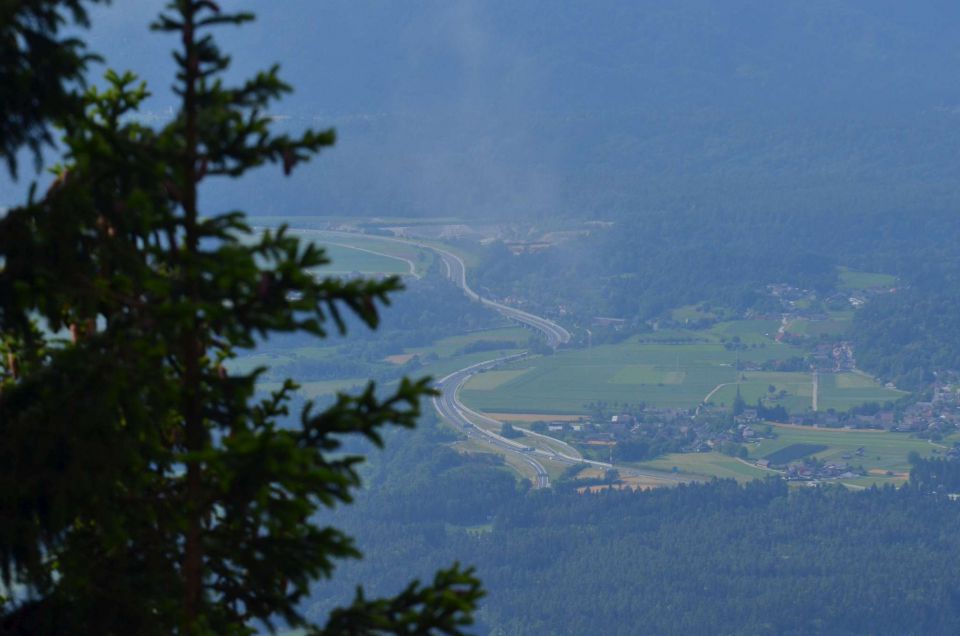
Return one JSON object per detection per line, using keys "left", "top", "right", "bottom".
{"left": 756, "top": 398, "right": 789, "bottom": 422}
{"left": 851, "top": 290, "right": 960, "bottom": 389}
{"left": 612, "top": 432, "right": 688, "bottom": 462}
{"left": 0, "top": 0, "right": 105, "bottom": 177}
{"left": 499, "top": 422, "right": 523, "bottom": 439}
{"left": 909, "top": 455, "right": 960, "bottom": 494}
{"left": 0, "top": 1, "right": 481, "bottom": 633}
{"left": 316, "top": 433, "right": 960, "bottom": 635}
{"left": 473, "top": 209, "right": 841, "bottom": 323}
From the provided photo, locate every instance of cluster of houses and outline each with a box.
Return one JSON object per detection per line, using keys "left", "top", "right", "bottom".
{"left": 782, "top": 460, "right": 863, "bottom": 481}
{"left": 536, "top": 405, "right": 778, "bottom": 457}
{"left": 766, "top": 281, "right": 896, "bottom": 313}
{"left": 786, "top": 383, "right": 960, "bottom": 436}
{"left": 811, "top": 342, "right": 856, "bottom": 372}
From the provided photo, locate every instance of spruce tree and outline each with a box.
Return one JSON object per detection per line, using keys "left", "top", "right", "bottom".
{"left": 0, "top": 2, "right": 481, "bottom": 633}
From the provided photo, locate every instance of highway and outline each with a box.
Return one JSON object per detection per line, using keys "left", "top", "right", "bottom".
{"left": 300, "top": 229, "right": 571, "bottom": 347}
{"left": 432, "top": 355, "right": 553, "bottom": 488}
{"left": 294, "top": 228, "right": 687, "bottom": 488}
{"left": 428, "top": 246, "right": 571, "bottom": 348}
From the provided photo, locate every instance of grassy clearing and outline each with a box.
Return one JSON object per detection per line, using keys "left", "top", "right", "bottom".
{"left": 467, "top": 368, "right": 533, "bottom": 390}
{"left": 707, "top": 319, "right": 781, "bottom": 344}
{"left": 817, "top": 372, "right": 905, "bottom": 410}
{"left": 407, "top": 327, "right": 531, "bottom": 358}
{"left": 837, "top": 266, "right": 897, "bottom": 290}
{"left": 259, "top": 378, "right": 367, "bottom": 400}
{"left": 711, "top": 371, "right": 813, "bottom": 412}
{"left": 249, "top": 214, "right": 464, "bottom": 228}
{"left": 636, "top": 422, "right": 940, "bottom": 486}
{"left": 670, "top": 304, "right": 729, "bottom": 323}
{"left": 313, "top": 243, "right": 411, "bottom": 275}
{"left": 609, "top": 365, "right": 685, "bottom": 385}
{"left": 750, "top": 423, "right": 937, "bottom": 475}
{"left": 764, "top": 443, "right": 829, "bottom": 464}
{"left": 787, "top": 318, "right": 851, "bottom": 337}
{"left": 284, "top": 228, "right": 439, "bottom": 276}
{"left": 636, "top": 453, "right": 771, "bottom": 482}
{"left": 486, "top": 413, "right": 584, "bottom": 422}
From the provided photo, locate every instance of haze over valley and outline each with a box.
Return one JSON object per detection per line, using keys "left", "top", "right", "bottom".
{"left": 6, "top": 2, "right": 960, "bottom": 634}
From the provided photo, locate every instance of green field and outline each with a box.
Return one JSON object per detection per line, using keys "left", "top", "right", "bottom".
{"left": 670, "top": 304, "right": 730, "bottom": 323}
{"left": 634, "top": 423, "right": 947, "bottom": 486}
{"left": 837, "top": 266, "right": 897, "bottom": 290}
{"left": 711, "top": 371, "right": 814, "bottom": 412}
{"left": 751, "top": 424, "right": 941, "bottom": 476}
{"left": 467, "top": 368, "right": 533, "bottom": 390}
{"left": 476, "top": 320, "right": 791, "bottom": 414}
{"left": 787, "top": 318, "right": 851, "bottom": 337}
{"left": 764, "top": 443, "right": 828, "bottom": 465}
{"left": 461, "top": 316, "right": 901, "bottom": 415}
{"left": 817, "top": 371, "right": 906, "bottom": 410}
{"left": 407, "top": 327, "right": 532, "bottom": 358}
{"left": 292, "top": 228, "right": 482, "bottom": 270}
{"left": 637, "top": 453, "right": 772, "bottom": 482}
{"left": 707, "top": 319, "right": 781, "bottom": 344}
{"left": 259, "top": 377, "right": 368, "bottom": 400}
{"left": 249, "top": 214, "right": 464, "bottom": 228}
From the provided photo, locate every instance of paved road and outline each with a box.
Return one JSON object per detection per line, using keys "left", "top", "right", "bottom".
{"left": 432, "top": 355, "right": 553, "bottom": 487}
{"left": 301, "top": 229, "right": 571, "bottom": 347}
{"left": 429, "top": 247, "right": 571, "bottom": 347}
{"left": 812, "top": 370, "right": 819, "bottom": 411}
{"left": 294, "top": 229, "right": 686, "bottom": 488}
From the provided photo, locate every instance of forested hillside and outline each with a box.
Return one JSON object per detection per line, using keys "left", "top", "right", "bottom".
{"left": 9, "top": 1, "right": 960, "bottom": 225}
{"left": 308, "top": 422, "right": 960, "bottom": 635}
{"left": 473, "top": 206, "right": 959, "bottom": 321}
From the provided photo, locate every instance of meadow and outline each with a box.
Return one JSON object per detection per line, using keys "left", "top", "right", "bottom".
{"left": 632, "top": 423, "right": 948, "bottom": 487}
{"left": 460, "top": 320, "right": 899, "bottom": 414}
{"left": 817, "top": 371, "right": 906, "bottom": 410}
{"left": 314, "top": 243, "right": 413, "bottom": 276}
{"left": 749, "top": 423, "right": 939, "bottom": 476}
{"left": 637, "top": 452, "right": 772, "bottom": 482}
{"left": 837, "top": 266, "right": 897, "bottom": 290}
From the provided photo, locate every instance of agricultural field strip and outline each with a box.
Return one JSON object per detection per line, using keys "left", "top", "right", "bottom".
{"left": 749, "top": 424, "right": 942, "bottom": 476}
{"left": 703, "top": 382, "right": 734, "bottom": 404}
{"left": 320, "top": 241, "right": 420, "bottom": 278}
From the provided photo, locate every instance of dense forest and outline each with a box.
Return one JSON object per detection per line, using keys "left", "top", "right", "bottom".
{"left": 852, "top": 290, "right": 960, "bottom": 389}
{"left": 307, "top": 420, "right": 960, "bottom": 635}
{"left": 474, "top": 206, "right": 959, "bottom": 322}
{"left": 27, "top": 1, "right": 960, "bottom": 226}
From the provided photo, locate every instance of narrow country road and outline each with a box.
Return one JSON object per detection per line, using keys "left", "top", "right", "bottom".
{"left": 812, "top": 370, "right": 819, "bottom": 411}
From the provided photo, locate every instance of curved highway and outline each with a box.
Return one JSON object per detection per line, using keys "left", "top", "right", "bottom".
{"left": 304, "top": 229, "right": 570, "bottom": 348}
{"left": 296, "top": 228, "right": 685, "bottom": 488}
{"left": 432, "top": 355, "right": 552, "bottom": 488}
{"left": 429, "top": 246, "right": 571, "bottom": 348}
